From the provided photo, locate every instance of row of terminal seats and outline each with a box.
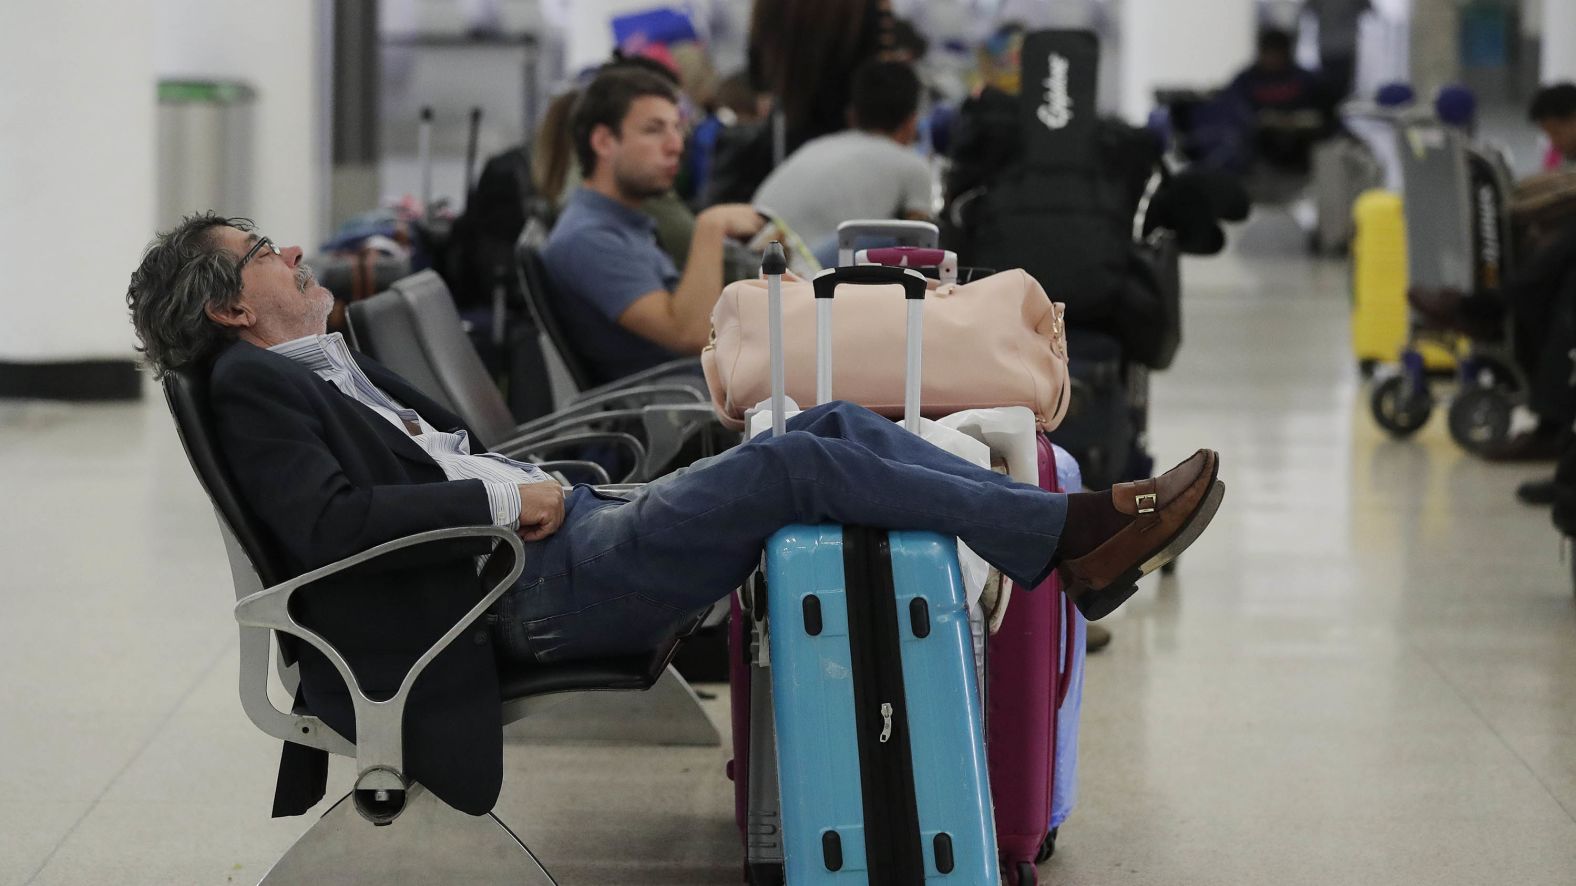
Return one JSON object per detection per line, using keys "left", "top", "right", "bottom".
{"left": 163, "top": 233, "right": 740, "bottom": 881}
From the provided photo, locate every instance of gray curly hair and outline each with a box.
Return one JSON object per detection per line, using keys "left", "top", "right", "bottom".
{"left": 126, "top": 213, "right": 254, "bottom": 378}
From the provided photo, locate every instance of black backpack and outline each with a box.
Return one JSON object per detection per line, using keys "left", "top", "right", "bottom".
{"left": 943, "top": 32, "right": 1162, "bottom": 345}
{"left": 443, "top": 145, "right": 542, "bottom": 312}
{"left": 439, "top": 144, "right": 558, "bottom": 423}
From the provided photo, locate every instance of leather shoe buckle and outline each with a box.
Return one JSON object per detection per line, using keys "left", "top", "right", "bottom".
{"left": 1135, "top": 492, "right": 1158, "bottom": 515}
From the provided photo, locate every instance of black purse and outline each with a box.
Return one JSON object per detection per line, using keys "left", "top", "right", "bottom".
{"left": 1124, "top": 230, "right": 1182, "bottom": 370}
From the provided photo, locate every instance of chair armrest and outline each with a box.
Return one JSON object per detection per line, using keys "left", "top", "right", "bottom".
{"left": 233, "top": 526, "right": 525, "bottom": 823}
{"left": 537, "top": 460, "right": 612, "bottom": 485}
{"left": 510, "top": 383, "right": 705, "bottom": 437}
{"left": 575, "top": 357, "right": 704, "bottom": 400}
{"left": 493, "top": 428, "right": 647, "bottom": 482}
{"left": 634, "top": 403, "right": 727, "bottom": 479}
{"left": 498, "top": 403, "right": 727, "bottom": 482}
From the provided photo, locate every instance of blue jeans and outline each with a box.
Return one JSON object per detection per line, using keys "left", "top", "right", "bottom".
{"left": 493, "top": 402, "right": 1068, "bottom": 663}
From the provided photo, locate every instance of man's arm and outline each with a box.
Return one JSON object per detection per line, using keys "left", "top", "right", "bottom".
{"left": 617, "top": 203, "right": 767, "bottom": 353}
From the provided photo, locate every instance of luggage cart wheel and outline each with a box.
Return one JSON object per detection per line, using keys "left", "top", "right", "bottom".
{"left": 1446, "top": 388, "right": 1514, "bottom": 455}
{"left": 1035, "top": 827, "right": 1058, "bottom": 862}
{"left": 1014, "top": 860, "right": 1039, "bottom": 885}
{"left": 1370, "top": 376, "right": 1432, "bottom": 437}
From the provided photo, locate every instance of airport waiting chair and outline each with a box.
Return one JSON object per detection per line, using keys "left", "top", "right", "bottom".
{"left": 513, "top": 228, "right": 707, "bottom": 406}
{"left": 162, "top": 367, "right": 712, "bottom": 884}
{"left": 348, "top": 270, "right": 721, "bottom": 482}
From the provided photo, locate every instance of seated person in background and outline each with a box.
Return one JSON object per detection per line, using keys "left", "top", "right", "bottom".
{"left": 1223, "top": 29, "right": 1333, "bottom": 172}
{"left": 685, "top": 70, "right": 770, "bottom": 205}
{"left": 753, "top": 59, "right": 933, "bottom": 266}
{"left": 541, "top": 67, "right": 768, "bottom": 386}
{"left": 534, "top": 54, "right": 702, "bottom": 270}
{"left": 1531, "top": 82, "right": 1576, "bottom": 170}
{"left": 126, "top": 213, "right": 1227, "bottom": 813}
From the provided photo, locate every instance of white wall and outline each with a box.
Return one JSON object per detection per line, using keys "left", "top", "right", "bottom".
{"left": 1117, "top": 0, "right": 1256, "bottom": 123}
{"left": 1542, "top": 0, "right": 1576, "bottom": 83}
{"left": 154, "top": 0, "right": 328, "bottom": 249}
{"left": 0, "top": 3, "right": 157, "bottom": 363}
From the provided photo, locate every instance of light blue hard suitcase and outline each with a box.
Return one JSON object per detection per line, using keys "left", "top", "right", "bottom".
{"left": 757, "top": 248, "right": 998, "bottom": 884}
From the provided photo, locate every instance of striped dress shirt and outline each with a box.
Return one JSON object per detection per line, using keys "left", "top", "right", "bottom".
{"left": 270, "top": 333, "right": 550, "bottom": 529}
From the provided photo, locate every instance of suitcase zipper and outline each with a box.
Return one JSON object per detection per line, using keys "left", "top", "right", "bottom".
{"left": 843, "top": 527, "right": 925, "bottom": 883}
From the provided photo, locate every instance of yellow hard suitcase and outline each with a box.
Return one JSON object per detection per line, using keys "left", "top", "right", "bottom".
{"left": 1351, "top": 189, "right": 1457, "bottom": 373}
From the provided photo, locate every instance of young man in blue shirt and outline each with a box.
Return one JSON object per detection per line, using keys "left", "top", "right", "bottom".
{"left": 542, "top": 68, "right": 768, "bottom": 385}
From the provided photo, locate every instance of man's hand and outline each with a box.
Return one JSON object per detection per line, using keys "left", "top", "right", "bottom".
{"left": 517, "top": 482, "right": 566, "bottom": 542}
{"left": 699, "top": 203, "right": 770, "bottom": 240}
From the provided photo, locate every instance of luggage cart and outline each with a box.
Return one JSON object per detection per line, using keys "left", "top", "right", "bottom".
{"left": 1368, "top": 119, "right": 1525, "bottom": 454}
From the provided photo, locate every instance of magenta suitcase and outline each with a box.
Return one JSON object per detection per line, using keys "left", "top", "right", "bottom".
{"left": 987, "top": 434, "right": 1079, "bottom": 885}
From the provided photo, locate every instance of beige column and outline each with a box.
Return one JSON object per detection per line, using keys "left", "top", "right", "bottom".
{"left": 0, "top": 3, "right": 157, "bottom": 399}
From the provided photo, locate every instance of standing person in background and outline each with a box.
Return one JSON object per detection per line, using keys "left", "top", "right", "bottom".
{"left": 1303, "top": 0, "right": 1370, "bottom": 101}
{"left": 753, "top": 60, "right": 933, "bottom": 265}
{"left": 747, "top": 0, "right": 897, "bottom": 153}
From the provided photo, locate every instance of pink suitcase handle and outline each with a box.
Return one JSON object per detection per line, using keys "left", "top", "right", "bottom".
{"left": 1056, "top": 593, "right": 1076, "bottom": 708}
{"left": 855, "top": 246, "right": 959, "bottom": 286}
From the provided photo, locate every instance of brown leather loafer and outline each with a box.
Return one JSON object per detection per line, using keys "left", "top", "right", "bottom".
{"left": 1060, "top": 449, "right": 1225, "bottom": 620}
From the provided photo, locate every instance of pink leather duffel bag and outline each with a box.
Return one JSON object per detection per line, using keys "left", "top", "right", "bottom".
{"left": 702, "top": 267, "right": 1070, "bottom": 431}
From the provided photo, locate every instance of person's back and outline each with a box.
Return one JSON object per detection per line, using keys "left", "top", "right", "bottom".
{"left": 753, "top": 60, "right": 932, "bottom": 260}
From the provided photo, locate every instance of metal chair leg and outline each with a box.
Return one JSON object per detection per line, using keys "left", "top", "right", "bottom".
{"left": 259, "top": 788, "right": 556, "bottom": 885}
{"left": 503, "top": 665, "right": 722, "bottom": 747}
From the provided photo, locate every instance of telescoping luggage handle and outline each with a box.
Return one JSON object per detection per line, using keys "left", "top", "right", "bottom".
{"left": 814, "top": 263, "right": 928, "bottom": 434}
{"left": 854, "top": 246, "right": 959, "bottom": 286}
{"left": 835, "top": 218, "right": 940, "bottom": 266}
{"left": 761, "top": 244, "right": 930, "bottom": 435}
{"left": 763, "top": 242, "right": 790, "bottom": 438}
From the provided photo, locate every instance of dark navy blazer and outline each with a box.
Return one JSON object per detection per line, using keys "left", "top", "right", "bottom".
{"left": 209, "top": 340, "right": 506, "bottom": 817}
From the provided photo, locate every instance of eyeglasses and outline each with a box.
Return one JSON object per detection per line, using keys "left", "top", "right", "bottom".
{"left": 238, "top": 236, "right": 280, "bottom": 269}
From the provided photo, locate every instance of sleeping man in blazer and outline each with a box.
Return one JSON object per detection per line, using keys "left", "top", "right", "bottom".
{"left": 127, "top": 213, "right": 1225, "bottom": 815}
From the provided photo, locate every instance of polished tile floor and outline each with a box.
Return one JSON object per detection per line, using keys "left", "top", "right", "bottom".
{"left": 5, "top": 212, "right": 1576, "bottom": 885}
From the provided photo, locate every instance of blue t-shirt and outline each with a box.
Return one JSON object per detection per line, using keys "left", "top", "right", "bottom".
{"left": 541, "top": 188, "right": 682, "bottom": 385}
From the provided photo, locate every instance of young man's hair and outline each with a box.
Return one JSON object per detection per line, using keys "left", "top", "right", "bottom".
{"left": 126, "top": 213, "right": 253, "bottom": 378}
{"left": 570, "top": 67, "right": 679, "bottom": 178}
{"left": 603, "top": 50, "right": 681, "bottom": 87}
{"left": 1529, "top": 82, "right": 1576, "bottom": 122}
{"left": 850, "top": 59, "right": 922, "bottom": 134}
